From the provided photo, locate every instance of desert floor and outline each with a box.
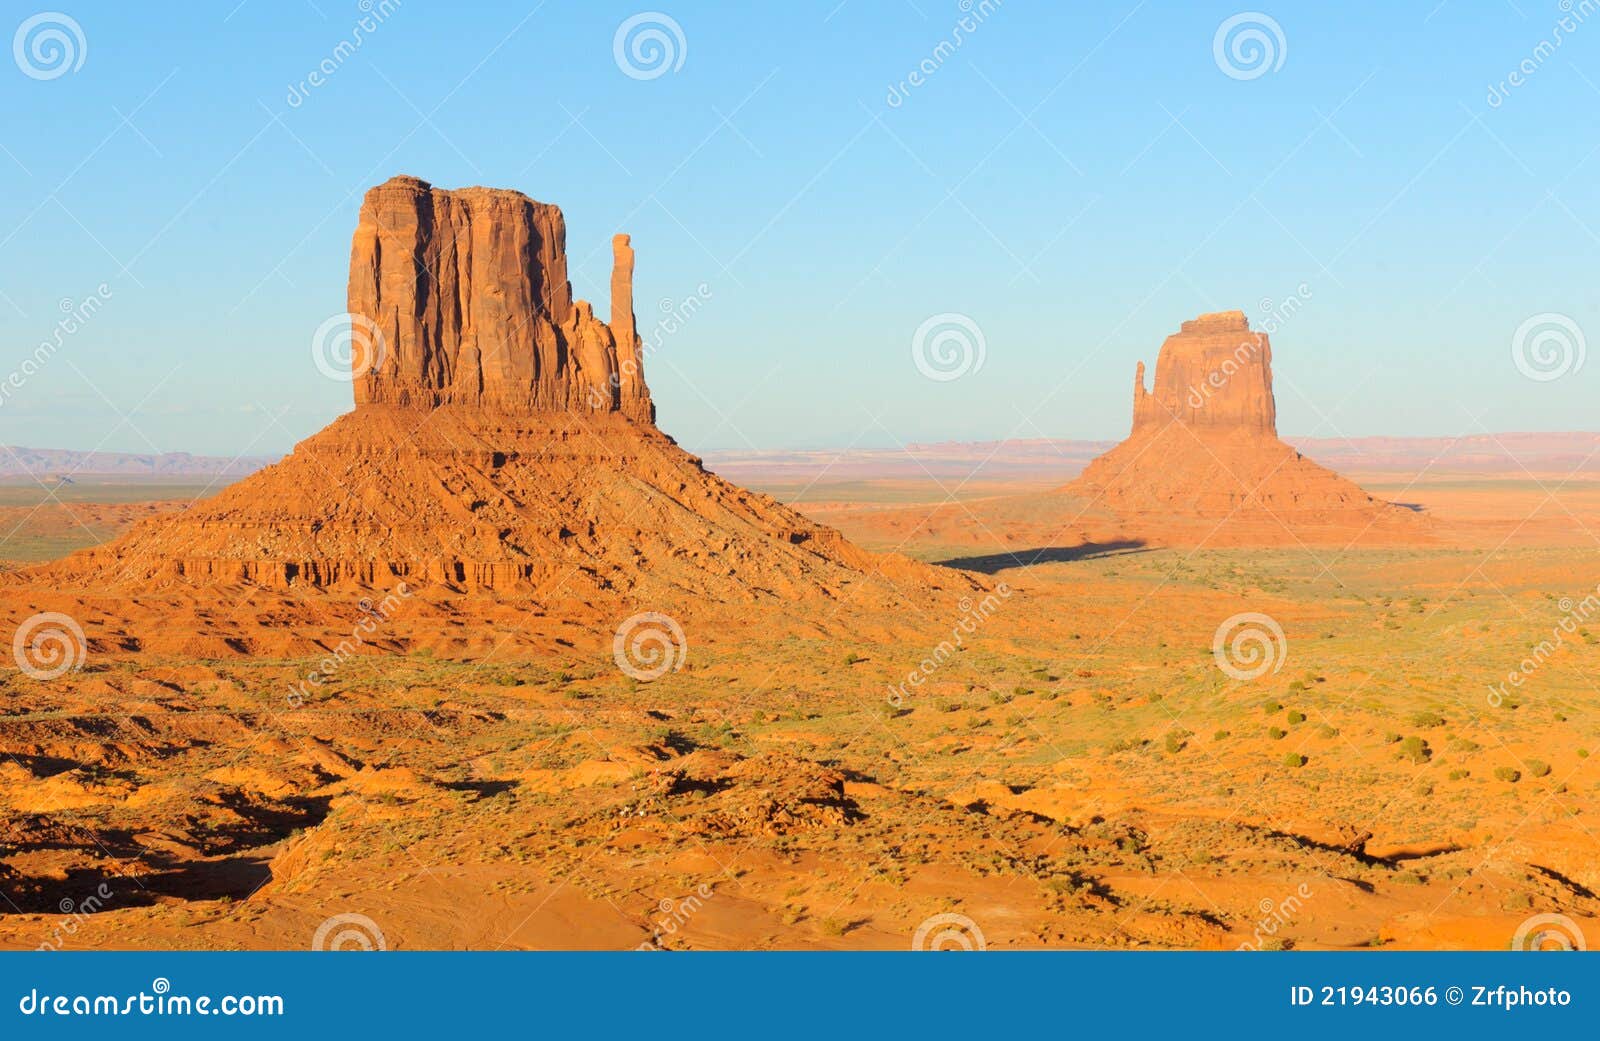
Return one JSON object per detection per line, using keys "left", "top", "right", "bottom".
{"left": 2, "top": 471, "right": 1598, "bottom": 950}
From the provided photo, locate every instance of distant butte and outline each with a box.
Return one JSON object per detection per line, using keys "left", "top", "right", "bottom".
{"left": 1067, "top": 309, "right": 1422, "bottom": 532}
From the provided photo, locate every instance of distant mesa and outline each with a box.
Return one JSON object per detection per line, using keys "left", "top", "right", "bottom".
{"left": 1067, "top": 310, "right": 1420, "bottom": 530}
{"left": 16, "top": 176, "right": 959, "bottom": 617}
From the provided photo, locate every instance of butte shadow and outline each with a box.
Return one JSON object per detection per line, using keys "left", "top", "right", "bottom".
{"left": 1, "top": 176, "right": 973, "bottom": 657}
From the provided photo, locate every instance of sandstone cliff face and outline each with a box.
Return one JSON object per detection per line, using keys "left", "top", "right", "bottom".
{"left": 348, "top": 176, "right": 654, "bottom": 423}
{"left": 1130, "top": 310, "right": 1275, "bottom": 437}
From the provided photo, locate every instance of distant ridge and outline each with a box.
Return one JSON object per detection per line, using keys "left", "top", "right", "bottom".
{"left": 705, "top": 432, "right": 1600, "bottom": 485}
{"left": 0, "top": 446, "right": 279, "bottom": 478}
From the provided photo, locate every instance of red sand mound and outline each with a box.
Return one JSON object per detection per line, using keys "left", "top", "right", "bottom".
{"left": 4, "top": 178, "right": 963, "bottom": 649}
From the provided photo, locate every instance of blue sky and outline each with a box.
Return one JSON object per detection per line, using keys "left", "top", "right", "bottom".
{"left": 2, "top": 0, "right": 1597, "bottom": 456}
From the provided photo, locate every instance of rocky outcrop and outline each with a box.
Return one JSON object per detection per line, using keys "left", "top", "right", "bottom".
{"left": 1068, "top": 310, "right": 1418, "bottom": 530}
{"left": 14, "top": 177, "right": 966, "bottom": 610}
{"left": 348, "top": 176, "right": 654, "bottom": 422}
{"left": 1130, "top": 310, "right": 1275, "bottom": 436}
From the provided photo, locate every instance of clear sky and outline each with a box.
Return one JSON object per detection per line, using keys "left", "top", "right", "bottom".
{"left": 3, "top": 1, "right": 1597, "bottom": 457}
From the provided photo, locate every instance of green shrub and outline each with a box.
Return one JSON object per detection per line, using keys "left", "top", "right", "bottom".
{"left": 1527, "top": 760, "right": 1551, "bottom": 778}
{"left": 1286, "top": 710, "right": 1306, "bottom": 725}
{"left": 1283, "top": 753, "right": 1306, "bottom": 769}
{"left": 1495, "top": 766, "right": 1521, "bottom": 783}
{"left": 1411, "top": 711, "right": 1446, "bottom": 728}
{"left": 1263, "top": 701, "right": 1283, "bottom": 714}
{"left": 1269, "top": 727, "right": 1287, "bottom": 740}
{"left": 1398, "top": 736, "right": 1430, "bottom": 764}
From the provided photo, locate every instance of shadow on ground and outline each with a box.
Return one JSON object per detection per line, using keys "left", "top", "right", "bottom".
{"left": 936, "top": 539, "right": 1150, "bottom": 574}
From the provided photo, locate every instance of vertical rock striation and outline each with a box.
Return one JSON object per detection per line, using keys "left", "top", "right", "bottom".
{"left": 348, "top": 175, "right": 654, "bottom": 421}
{"left": 1129, "top": 310, "right": 1275, "bottom": 437}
